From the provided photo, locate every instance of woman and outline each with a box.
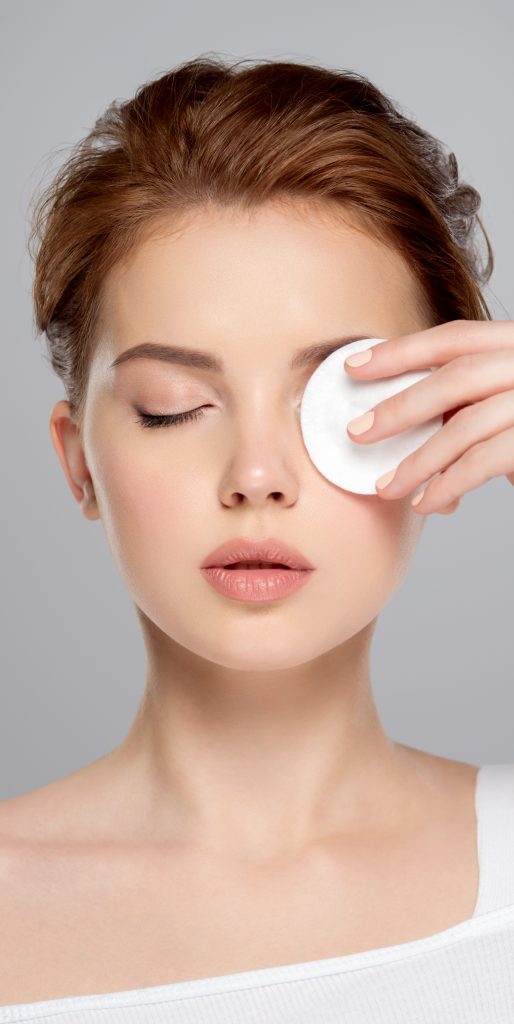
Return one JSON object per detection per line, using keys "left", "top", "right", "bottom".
{"left": 1, "top": 54, "right": 513, "bottom": 1020}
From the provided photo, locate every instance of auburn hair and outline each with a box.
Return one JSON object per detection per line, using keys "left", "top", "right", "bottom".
{"left": 28, "top": 54, "right": 493, "bottom": 431}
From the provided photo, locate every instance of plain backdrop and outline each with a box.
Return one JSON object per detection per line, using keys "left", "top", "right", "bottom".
{"left": 1, "top": 0, "right": 513, "bottom": 799}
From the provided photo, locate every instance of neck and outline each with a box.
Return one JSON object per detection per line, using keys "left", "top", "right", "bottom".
{"left": 99, "top": 617, "right": 406, "bottom": 858}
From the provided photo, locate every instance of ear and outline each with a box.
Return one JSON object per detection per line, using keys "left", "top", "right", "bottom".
{"left": 48, "top": 401, "right": 100, "bottom": 521}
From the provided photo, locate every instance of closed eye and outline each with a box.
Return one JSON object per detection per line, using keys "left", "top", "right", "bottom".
{"left": 135, "top": 378, "right": 310, "bottom": 429}
{"left": 135, "top": 407, "right": 208, "bottom": 429}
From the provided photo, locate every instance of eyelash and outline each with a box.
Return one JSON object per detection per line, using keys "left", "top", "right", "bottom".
{"left": 135, "top": 407, "right": 207, "bottom": 429}
{"left": 135, "top": 380, "right": 307, "bottom": 430}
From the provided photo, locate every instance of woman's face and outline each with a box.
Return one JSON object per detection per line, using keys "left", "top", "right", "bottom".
{"left": 56, "top": 201, "right": 429, "bottom": 671}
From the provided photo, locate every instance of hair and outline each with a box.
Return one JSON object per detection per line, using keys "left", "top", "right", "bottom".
{"left": 28, "top": 53, "right": 494, "bottom": 434}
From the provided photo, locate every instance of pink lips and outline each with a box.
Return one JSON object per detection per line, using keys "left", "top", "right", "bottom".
{"left": 200, "top": 536, "right": 315, "bottom": 571}
{"left": 200, "top": 536, "right": 315, "bottom": 603}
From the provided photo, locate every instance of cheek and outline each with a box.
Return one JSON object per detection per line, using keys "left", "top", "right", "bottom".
{"left": 323, "top": 493, "right": 422, "bottom": 614}
{"left": 90, "top": 439, "right": 203, "bottom": 595}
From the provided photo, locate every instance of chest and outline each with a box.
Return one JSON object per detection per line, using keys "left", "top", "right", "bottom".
{"left": 0, "top": 820, "right": 479, "bottom": 1006}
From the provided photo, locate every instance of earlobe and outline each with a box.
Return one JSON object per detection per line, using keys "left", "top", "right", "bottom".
{"left": 80, "top": 478, "right": 100, "bottom": 520}
{"left": 48, "top": 400, "right": 99, "bottom": 519}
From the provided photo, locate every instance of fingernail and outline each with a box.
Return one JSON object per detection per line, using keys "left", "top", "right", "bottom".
{"left": 346, "top": 349, "right": 372, "bottom": 367}
{"left": 411, "top": 489, "right": 425, "bottom": 507}
{"left": 348, "top": 410, "right": 374, "bottom": 435}
{"left": 375, "top": 468, "right": 396, "bottom": 490}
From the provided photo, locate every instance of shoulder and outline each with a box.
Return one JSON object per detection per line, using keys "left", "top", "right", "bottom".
{"left": 0, "top": 765, "right": 110, "bottom": 941}
{"left": 0, "top": 746, "right": 158, "bottom": 855}
{"left": 394, "top": 742, "right": 481, "bottom": 791}
{"left": 0, "top": 783, "right": 69, "bottom": 897}
{"left": 0, "top": 783, "right": 69, "bottom": 850}
{"left": 0, "top": 754, "right": 111, "bottom": 850}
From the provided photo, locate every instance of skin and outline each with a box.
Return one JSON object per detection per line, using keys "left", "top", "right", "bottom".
{"left": 0, "top": 200, "right": 480, "bottom": 999}
{"left": 50, "top": 198, "right": 436, "bottom": 851}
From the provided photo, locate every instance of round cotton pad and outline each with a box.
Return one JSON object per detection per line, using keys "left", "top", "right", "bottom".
{"left": 300, "top": 337, "right": 443, "bottom": 495}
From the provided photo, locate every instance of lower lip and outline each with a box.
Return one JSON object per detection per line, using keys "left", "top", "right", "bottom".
{"left": 200, "top": 566, "right": 314, "bottom": 602}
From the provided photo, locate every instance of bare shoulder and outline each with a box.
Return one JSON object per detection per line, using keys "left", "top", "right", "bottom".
{"left": 394, "top": 741, "right": 481, "bottom": 809}
{"left": 395, "top": 741, "right": 480, "bottom": 779}
{"left": 0, "top": 752, "right": 118, "bottom": 850}
{"left": 0, "top": 769, "right": 90, "bottom": 894}
{"left": 0, "top": 783, "right": 64, "bottom": 987}
{"left": 0, "top": 759, "right": 117, "bottom": 952}
{"left": 0, "top": 763, "right": 116, "bottom": 1004}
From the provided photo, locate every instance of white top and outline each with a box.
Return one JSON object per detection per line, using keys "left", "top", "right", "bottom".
{"left": 1, "top": 762, "right": 514, "bottom": 1023}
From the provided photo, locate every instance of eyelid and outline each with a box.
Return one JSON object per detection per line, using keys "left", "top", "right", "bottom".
{"left": 135, "top": 406, "right": 207, "bottom": 429}
{"left": 132, "top": 367, "right": 316, "bottom": 419}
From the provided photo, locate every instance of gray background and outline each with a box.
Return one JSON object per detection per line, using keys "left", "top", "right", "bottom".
{"left": 1, "top": 0, "right": 513, "bottom": 799}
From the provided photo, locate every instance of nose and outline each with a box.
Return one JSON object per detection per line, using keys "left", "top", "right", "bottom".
{"left": 218, "top": 408, "right": 300, "bottom": 509}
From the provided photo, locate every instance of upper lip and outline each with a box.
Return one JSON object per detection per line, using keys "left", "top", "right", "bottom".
{"left": 200, "top": 537, "right": 315, "bottom": 570}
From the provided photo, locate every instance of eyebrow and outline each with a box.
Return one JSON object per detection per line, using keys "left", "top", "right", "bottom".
{"left": 109, "top": 335, "right": 373, "bottom": 373}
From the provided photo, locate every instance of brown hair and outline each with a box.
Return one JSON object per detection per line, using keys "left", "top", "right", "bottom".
{"left": 28, "top": 54, "right": 494, "bottom": 432}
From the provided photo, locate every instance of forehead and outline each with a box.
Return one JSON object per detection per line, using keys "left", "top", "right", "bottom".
{"left": 99, "top": 201, "right": 428, "bottom": 353}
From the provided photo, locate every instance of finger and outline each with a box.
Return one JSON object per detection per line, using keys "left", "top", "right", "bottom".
{"left": 344, "top": 319, "right": 514, "bottom": 379}
{"left": 376, "top": 390, "right": 514, "bottom": 499}
{"left": 437, "top": 498, "right": 461, "bottom": 515}
{"left": 410, "top": 423, "right": 514, "bottom": 514}
{"left": 347, "top": 350, "right": 514, "bottom": 444}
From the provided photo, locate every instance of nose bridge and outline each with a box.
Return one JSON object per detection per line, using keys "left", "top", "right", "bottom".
{"left": 218, "top": 377, "right": 301, "bottom": 506}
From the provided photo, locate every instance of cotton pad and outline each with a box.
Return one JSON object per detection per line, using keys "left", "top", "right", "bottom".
{"left": 300, "top": 337, "right": 443, "bottom": 495}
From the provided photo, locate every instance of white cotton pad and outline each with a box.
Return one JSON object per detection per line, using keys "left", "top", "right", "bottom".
{"left": 300, "top": 337, "right": 443, "bottom": 495}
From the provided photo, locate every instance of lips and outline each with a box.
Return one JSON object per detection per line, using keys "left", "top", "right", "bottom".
{"left": 226, "top": 561, "right": 289, "bottom": 569}
{"left": 200, "top": 537, "right": 315, "bottom": 571}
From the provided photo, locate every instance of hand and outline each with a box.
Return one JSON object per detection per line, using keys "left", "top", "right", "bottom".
{"left": 344, "top": 320, "right": 514, "bottom": 516}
